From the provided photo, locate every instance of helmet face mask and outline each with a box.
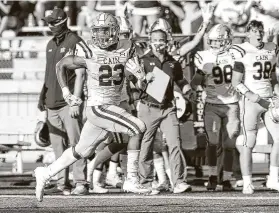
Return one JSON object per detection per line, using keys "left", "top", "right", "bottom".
{"left": 207, "top": 24, "right": 232, "bottom": 54}
{"left": 92, "top": 13, "right": 120, "bottom": 49}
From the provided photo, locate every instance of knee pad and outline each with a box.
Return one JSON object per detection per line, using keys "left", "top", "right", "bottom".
{"left": 72, "top": 146, "right": 83, "bottom": 160}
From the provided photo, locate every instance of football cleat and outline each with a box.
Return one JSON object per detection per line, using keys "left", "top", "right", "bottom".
{"left": 34, "top": 167, "right": 50, "bottom": 202}
{"left": 89, "top": 183, "right": 109, "bottom": 194}
{"left": 206, "top": 176, "right": 217, "bottom": 191}
{"left": 173, "top": 182, "right": 192, "bottom": 194}
{"left": 221, "top": 180, "right": 234, "bottom": 191}
{"left": 122, "top": 178, "right": 151, "bottom": 194}
{"left": 266, "top": 178, "right": 279, "bottom": 191}
{"left": 234, "top": 180, "right": 244, "bottom": 188}
{"left": 242, "top": 183, "right": 254, "bottom": 194}
{"left": 105, "top": 173, "right": 122, "bottom": 188}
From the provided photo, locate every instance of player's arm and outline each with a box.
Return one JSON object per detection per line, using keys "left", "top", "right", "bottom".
{"left": 173, "top": 62, "right": 195, "bottom": 102}
{"left": 56, "top": 55, "right": 86, "bottom": 107}
{"left": 174, "top": 3, "right": 214, "bottom": 56}
{"left": 190, "top": 70, "right": 205, "bottom": 90}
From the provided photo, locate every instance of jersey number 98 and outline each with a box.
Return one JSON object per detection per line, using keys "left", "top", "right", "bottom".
{"left": 212, "top": 65, "right": 232, "bottom": 84}
{"left": 99, "top": 64, "right": 124, "bottom": 86}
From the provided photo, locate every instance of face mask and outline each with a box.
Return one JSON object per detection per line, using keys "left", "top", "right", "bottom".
{"left": 150, "top": 41, "right": 168, "bottom": 53}
{"left": 49, "top": 22, "right": 67, "bottom": 37}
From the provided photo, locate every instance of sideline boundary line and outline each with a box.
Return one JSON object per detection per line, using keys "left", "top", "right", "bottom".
{"left": 1, "top": 195, "right": 279, "bottom": 200}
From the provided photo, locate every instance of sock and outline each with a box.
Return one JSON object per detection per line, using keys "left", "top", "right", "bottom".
{"left": 223, "top": 171, "right": 233, "bottom": 181}
{"left": 91, "top": 143, "right": 125, "bottom": 171}
{"left": 108, "top": 161, "right": 118, "bottom": 176}
{"left": 127, "top": 150, "right": 139, "bottom": 179}
{"left": 208, "top": 166, "right": 218, "bottom": 177}
{"left": 165, "top": 168, "right": 173, "bottom": 188}
{"left": 48, "top": 148, "right": 77, "bottom": 177}
{"left": 269, "top": 165, "right": 279, "bottom": 181}
{"left": 93, "top": 169, "right": 102, "bottom": 185}
{"left": 242, "top": 175, "right": 252, "bottom": 185}
{"left": 153, "top": 156, "right": 167, "bottom": 184}
{"left": 87, "top": 157, "right": 96, "bottom": 182}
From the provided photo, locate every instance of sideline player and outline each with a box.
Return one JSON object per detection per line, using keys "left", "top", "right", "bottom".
{"left": 191, "top": 24, "right": 241, "bottom": 191}
{"left": 34, "top": 13, "right": 150, "bottom": 202}
{"left": 231, "top": 20, "right": 279, "bottom": 194}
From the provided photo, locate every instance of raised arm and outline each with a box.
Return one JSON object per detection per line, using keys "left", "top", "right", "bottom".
{"left": 173, "top": 3, "right": 214, "bottom": 56}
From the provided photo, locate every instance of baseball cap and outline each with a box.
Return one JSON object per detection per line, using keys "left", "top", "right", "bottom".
{"left": 42, "top": 8, "right": 67, "bottom": 24}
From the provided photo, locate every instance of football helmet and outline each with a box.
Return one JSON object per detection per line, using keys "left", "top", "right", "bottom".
{"left": 91, "top": 13, "right": 120, "bottom": 49}
{"left": 116, "top": 16, "right": 133, "bottom": 39}
{"left": 149, "top": 18, "right": 173, "bottom": 52}
{"left": 207, "top": 24, "right": 232, "bottom": 54}
{"left": 34, "top": 121, "right": 51, "bottom": 147}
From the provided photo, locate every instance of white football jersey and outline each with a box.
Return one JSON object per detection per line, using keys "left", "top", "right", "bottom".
{"left": 194, "top": 49, "right": 240, "bottom": 104}
{"left": 76, "top": 39, "right": 134, "bottom": 106}
{"left": 233, "top": 42, "right": 279, "bottom": 98}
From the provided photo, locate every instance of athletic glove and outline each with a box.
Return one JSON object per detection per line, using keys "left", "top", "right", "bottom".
{"left": 62, "top": 87, "right": 83, "bottom": 107}
{"left": 125, "top": 57, "right": 145, "bottom": 81}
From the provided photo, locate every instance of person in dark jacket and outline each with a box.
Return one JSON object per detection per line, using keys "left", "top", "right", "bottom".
{"left": 38, "top": 8, "right": 88, "bottom": 196}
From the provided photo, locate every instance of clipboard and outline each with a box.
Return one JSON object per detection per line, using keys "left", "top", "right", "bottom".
{"left": 146, "top": 67, "right": 170, "bottom": 103}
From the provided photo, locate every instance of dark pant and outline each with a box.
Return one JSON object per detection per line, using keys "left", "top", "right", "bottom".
{"left": 47, "top": 105, "right": 87, "bottom": 188}
{"left": 138, "top": 102, "right": 187, "bottom": 187}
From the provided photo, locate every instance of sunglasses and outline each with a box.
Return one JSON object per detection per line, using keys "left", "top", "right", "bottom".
{"left": 48, "top": 18, "right": 67, "bottom": 27}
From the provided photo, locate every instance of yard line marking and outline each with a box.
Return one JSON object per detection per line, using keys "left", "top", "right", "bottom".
{"left": 1, "top": 195, "right": 279, "bottom": 200}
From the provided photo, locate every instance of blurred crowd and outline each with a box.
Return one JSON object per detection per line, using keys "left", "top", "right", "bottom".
{"left": 0, "top": 0, "right": 278, "bottom": 43}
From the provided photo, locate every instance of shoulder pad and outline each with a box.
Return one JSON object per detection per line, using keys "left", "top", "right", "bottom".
{"left": 229, "top": 44, "right": 246, "bottom": 58}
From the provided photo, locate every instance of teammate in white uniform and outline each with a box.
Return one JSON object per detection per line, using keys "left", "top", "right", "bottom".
{"left": 191, "top": 24, "right": 241, "bottom": 191}
{"left": 231, "top": 20, "right": 279, "bottom": 194}
{"left": 34, "top": 13, "right": 150, "bottom": 202}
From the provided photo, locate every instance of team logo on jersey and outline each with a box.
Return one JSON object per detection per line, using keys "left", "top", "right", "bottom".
{"left": 60, "top": 47, "right": 66, "bottom": 53}
{"left": 48, "top": 49, "right": 52, "bottom": 52}
{"left": 169, "top": 62, "right": 174, "bottom": 68}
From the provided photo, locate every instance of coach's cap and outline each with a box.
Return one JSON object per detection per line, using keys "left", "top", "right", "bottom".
{"left": 42, "top": 8, "right": 67, "bottom": 23}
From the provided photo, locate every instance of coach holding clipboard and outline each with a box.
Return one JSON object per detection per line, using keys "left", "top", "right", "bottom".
{"left": 131, "top": 18, "right": 195, "bottom": 194}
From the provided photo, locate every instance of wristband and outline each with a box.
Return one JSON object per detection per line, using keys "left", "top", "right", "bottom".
{"left": 235, "top": 83, "right": 249, "bottom": 95}
{"left": 62, "top": 87, "right": 70, "bottom": 98}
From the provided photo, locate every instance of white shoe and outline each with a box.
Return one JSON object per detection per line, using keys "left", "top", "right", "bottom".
{"left": 155, "top": 181, "right": 170, "bottom": 192}
{"left": 266, "top": 178, "right": 279, "bottom": 191}
{"left": 173, "top": 182, "right": 192, "bottom": 194}
{"left": 34, "top": 167, "right": 50, "bottom": 202}
{"left": 242, "top": 183, "right": 254, "bottom": 194}
{"left": 106, "top": 173, "right": 122, "bottom": 187}
{"left": 123, "top": 178, "right": 151, "bottom": 194}
{"left": 234, "top": 180, "right": 243, "bottom": 188}
{"left": 89, "top": 183, "right": 108, "bottom": 194}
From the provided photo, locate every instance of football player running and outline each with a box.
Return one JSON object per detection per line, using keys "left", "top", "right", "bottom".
{"left": 191, "top": 24, "right": 241, "bottom": 191}
{"left": 231, "top": 20, "right": 279, "bottom": 194}
{"left": 34, "top": 13, "right": 149, "bottom": 202}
